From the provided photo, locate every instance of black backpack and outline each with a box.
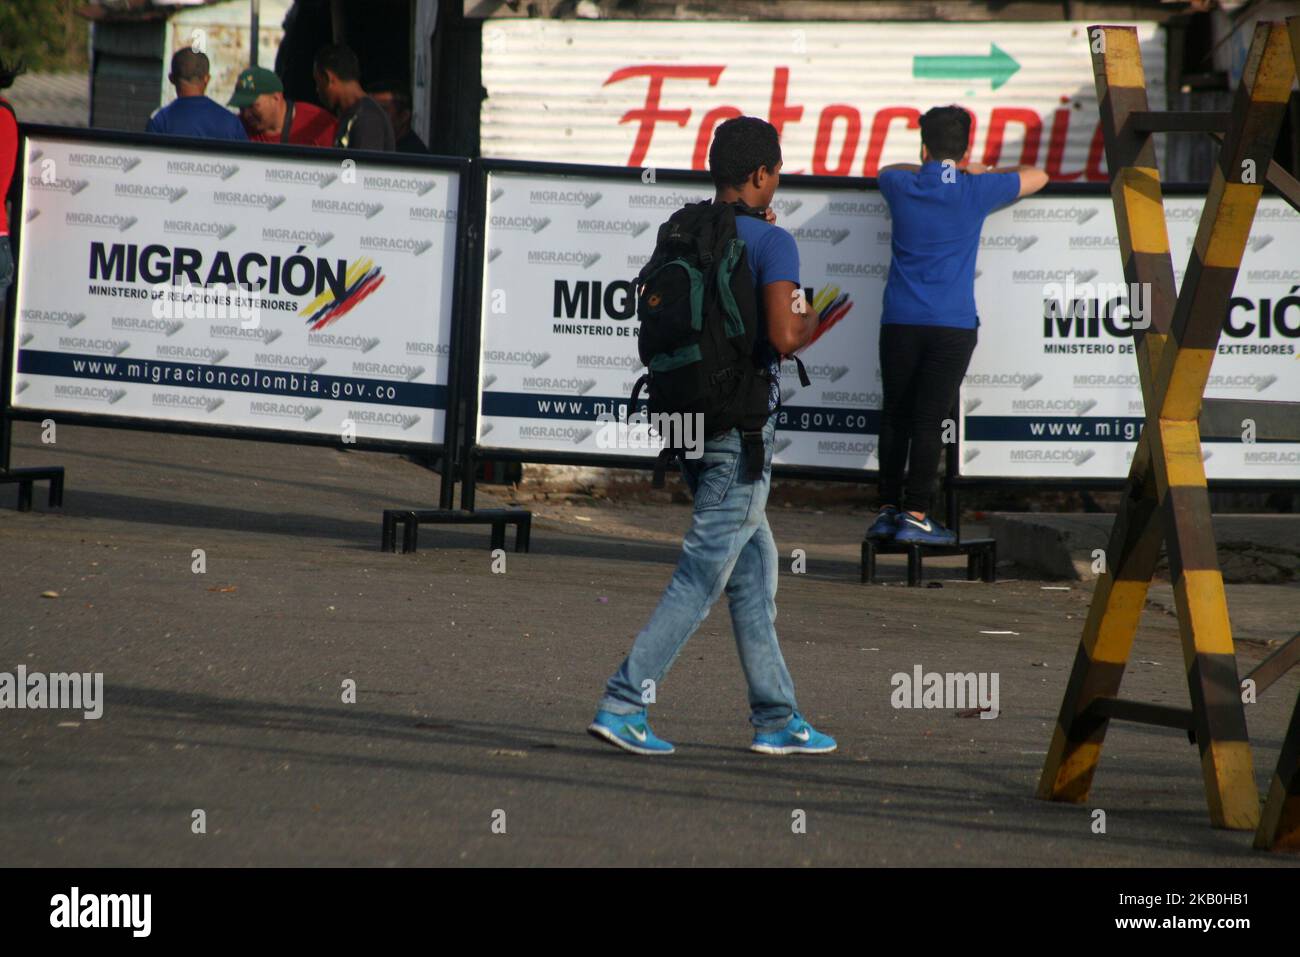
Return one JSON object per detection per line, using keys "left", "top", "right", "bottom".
{"left": 627, "top": 199, "right": 808, "bottom": 486}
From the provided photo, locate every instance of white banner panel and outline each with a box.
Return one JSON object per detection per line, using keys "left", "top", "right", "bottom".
{"left": 477, "top": 167, "right": 1300, "bottom": 481}
{"left": 12, "top": 134, "right": 459, "bottom": 445}
{"left": 481, "top": 20, "right": 1164, "bottom": 182}
{"left": 475, "top": 169, "right": 888, "bottom": 469}
{"left": 961, "top": 195, "right": 1300, "bottom": 480}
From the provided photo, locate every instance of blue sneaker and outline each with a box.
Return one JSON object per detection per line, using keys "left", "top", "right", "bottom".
{"left": 865, "top": 506, "right": 900, "bottom": 541}
{"left": 751, "top": 712, "right": 837, "bottom": 755}
{"left": 893, "top": 511, "right": 957, "bottom": 546}
{"left": 588, "top": 709, "right": 675, "bottom": 755}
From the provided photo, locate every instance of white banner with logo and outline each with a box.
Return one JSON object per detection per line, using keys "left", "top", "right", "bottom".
{"left": 475, "top": 169, "right": 887, "bottom": 468}
{"left": 963, "top": 195, "right": 1300, "bottom": 480}
{"left": 476, "top": 167, "right": 1299, "bottom": 481}
{"left": 11, "top": 134, "right": 459, "bottom": 445}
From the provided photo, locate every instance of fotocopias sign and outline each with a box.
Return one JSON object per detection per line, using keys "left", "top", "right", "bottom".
{"left": 481, "top": 20, "right": 1165, "bottom": 180}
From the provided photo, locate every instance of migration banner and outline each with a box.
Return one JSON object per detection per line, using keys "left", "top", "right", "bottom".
{"left": 476, "top": 166, "right": 1300, "bottom": 480}
{"left": 474, "top": 167, "right": 887, "bottom": 469}
{"left": 11, "top": 132, "right": 459, "bottom": 446}
{"left": 961, "top": 194, "right": 1300, "bottom": 480}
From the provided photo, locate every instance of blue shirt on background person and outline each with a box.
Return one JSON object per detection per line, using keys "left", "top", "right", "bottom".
{"left": 735, "top": 212, "right": 799, "bottom": 412}
{"left": 877, "top": 160, "right": 1020, "bottom": 329}
{"left": 146, "top": 96, "right": 248, "bottom": 141}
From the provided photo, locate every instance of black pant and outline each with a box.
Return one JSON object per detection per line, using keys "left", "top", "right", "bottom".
{"left": 877, "top": 322, "right": 977, "bottom": 515}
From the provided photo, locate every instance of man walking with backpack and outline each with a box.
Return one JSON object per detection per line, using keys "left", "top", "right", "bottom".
{"left": 866, "top": 105, "right": 1047, "bottom": 546}
{"left": 588, "top": 116, "right": 836, "bottom": 756}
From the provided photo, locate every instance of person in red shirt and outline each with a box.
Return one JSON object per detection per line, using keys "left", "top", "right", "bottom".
{"left": 229, "top": 66, "right": 336, "bottom": 147}
{"left": 0, "top": 56, "right": 25, "bottom": 308}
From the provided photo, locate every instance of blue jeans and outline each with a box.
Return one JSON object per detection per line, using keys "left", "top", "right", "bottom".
{"left": 598, "top": 413, "right": 798, "bottom": 732}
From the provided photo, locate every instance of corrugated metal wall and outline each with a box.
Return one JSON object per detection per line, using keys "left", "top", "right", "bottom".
{"left": 481, "top": 19, "right": 1167, "bottom": 179}
{"left": 90, "top": 22, "right": 166, "bottom": 132}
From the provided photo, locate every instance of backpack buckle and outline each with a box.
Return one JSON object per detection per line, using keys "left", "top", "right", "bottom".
{"left": 651, "top": 446, "right": 680, "bottom": 489}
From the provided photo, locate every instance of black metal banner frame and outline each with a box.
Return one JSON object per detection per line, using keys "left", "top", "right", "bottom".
{"left": 1, "top": 123, "right": 472, "bottom": 511}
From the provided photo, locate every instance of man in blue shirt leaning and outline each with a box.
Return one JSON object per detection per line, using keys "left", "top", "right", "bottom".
{"left": 867, "top": 106, "right": 1047, "bottom": 546}
{"left": 146, "top": 49, "right": 247, "bottom": 141}
{"left": 589, "top": 116, "right": 837, "bottom": 757}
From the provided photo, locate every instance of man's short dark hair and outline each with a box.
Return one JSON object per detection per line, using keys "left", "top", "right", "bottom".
{"left": 314, "top": 44, "right": 361, "bottom": 83}
{"left": 170, "top": 48, "right": 210, "bottom": 84}
{"left": 919, "top": 106, "right": 971, "bottom": 162}
{"left": 369, "top": 78, "right": 411, "bottom": 113}
{"left": 708, "top": 116, "right": 782, "bottom": 190}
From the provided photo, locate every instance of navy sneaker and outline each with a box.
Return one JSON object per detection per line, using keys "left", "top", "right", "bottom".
{"left": 866, "top": 506, "right": 900, "bottom": 541}
{"left": 751, "top": 712, "right": 837, "bottom": 755}
{"left": 893, "top": 511, "right": 957, "bottom": 546}
{"left": 588, "top": 709, "right": 675, "bottom": 755}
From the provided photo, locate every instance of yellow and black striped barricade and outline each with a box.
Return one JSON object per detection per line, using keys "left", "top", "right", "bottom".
{"left": 1037, "top": 20, "right": 1297, "bottom": 832}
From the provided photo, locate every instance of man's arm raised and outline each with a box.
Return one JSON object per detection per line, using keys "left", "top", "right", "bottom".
{"left": 763, "top": 281, "right": 819, "bottom": 356}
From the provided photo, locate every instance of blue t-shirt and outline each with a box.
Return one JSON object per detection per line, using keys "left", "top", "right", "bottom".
{"left": 735, "top": 213, "right": 799, "bottom": 412}
{"left": 877, "top": 161, "right": 1019, "bottom": 328}
{"left": 146, "top": 96, "right": 248, "bottom": 141}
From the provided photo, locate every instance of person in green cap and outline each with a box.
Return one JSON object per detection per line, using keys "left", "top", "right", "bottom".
{"left": 230, "top": 66, "right": 336, "bottom": 148}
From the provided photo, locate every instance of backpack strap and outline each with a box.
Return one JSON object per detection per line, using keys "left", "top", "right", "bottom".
{"left": 627, "top": 372, "right": 648, "bottom": 422}
{"left": 694, "top": 206, "right": 717, "bottom": 267}
{"left": 629, "top": 371, "right": 678, "bottom": 488}
{"left": 729, "top": 199, "right": 769, "bottom": 221}
{"left": 792, "top": 354, "right": 811, "bottom": 387}
{"left": 739, "top": 429, "right": 765, "bottom": 480}
{"left": 280, "top": 100, "right": 296, "bottom": 144}
{"left": 651, "top": 447, "right": 680, "bottom": 489}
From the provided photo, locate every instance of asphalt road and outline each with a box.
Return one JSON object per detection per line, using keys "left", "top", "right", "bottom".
{"left": 1, "top": 422, "right": 1297, "bottom": 866}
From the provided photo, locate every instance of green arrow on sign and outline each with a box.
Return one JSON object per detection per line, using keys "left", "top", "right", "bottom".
{"left": 913, "top": 44, "right": 1020, "bottom": 90}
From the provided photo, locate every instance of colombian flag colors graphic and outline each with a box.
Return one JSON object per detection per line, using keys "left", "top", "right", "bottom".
{"left": 299, "top": 257, "right": 386, "bottom": 331}
{"left": 805, "top": 284, "right": 853, "bottom": 348}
